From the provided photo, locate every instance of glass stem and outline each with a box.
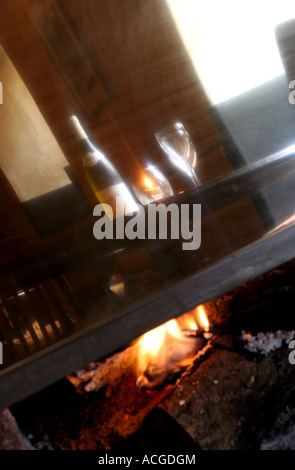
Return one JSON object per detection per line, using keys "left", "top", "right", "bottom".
{"left": 190, "top": 169, "right": 200, "bottom": 186}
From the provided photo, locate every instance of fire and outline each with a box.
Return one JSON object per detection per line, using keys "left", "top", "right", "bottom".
{"left": 195, "top": 305, "right": 209, "bottom": 331}
{"left": 144, "top": 176, "right": 154, "bottom": 189}
{"left": 135, "top": 305, "right": 210, "bottom": 389}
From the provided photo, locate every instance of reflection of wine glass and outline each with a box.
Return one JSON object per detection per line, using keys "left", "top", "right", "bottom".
{"left": 155, "top": 122, "right": 200, "bottom": 186}
{"left": 131, "top": 164, "right": 174, "bottom": 205}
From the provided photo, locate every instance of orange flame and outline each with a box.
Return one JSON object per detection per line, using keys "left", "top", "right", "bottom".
{"left": 135, "top": 305, "right": 210, "bottom": 381}
{"left": 195, "top": 305, "right": 209, "bottom": 331}
{"left": 144, "top": 176, "right": 154, "bottom": 189}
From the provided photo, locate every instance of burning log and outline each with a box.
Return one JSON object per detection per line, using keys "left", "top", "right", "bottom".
{"left": 62, "top": 306, "right": 213, "bottom": 448}
{"left": 134, "top": 306, "right": 212, "bottom": 391}
{"left": 67, "top": 305, "right": 212, "bottom": 395}
{"left": 67, "top": 346, "right": 138, "bottom": 396}
{"left": 161, "top": 339, "right": 295, "bottom": 450}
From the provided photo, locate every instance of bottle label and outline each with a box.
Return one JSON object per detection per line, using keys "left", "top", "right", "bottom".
{"left": 83, "top": 151, "right": 103, "bottom": 168}
{"left": 96, "top": 183, "right": 138, "bottom": 219}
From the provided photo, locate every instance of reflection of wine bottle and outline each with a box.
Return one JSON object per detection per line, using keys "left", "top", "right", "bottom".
{"left": 69, "top": 116, "right": 138, "bottom": 219}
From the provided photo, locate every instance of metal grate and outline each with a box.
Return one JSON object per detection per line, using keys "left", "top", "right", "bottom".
{"left": 0, "top": 278, "right": 82, "bottom": 367}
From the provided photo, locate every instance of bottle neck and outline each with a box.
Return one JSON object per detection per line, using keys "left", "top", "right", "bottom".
{"left": 79, "top": 137, "right": 98, "bottom": 154}
{"left": 69, "top": 115, "right": 104, "bottom": 158}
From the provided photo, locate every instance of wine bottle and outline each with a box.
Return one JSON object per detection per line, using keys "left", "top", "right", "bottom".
{"left": 69, "top": 115, "right": 138, "bottom": 219}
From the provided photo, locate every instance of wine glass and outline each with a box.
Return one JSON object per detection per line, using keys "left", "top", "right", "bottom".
{"left": 155, "top": 122, "right": 200, "bottom": 186}
{"left": 130, "top": 164, "right": 174, "bottom": 205}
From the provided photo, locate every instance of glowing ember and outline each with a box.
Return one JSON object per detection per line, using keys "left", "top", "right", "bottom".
{"left": 135, "top": 305, "right": 210, "bottom": 390}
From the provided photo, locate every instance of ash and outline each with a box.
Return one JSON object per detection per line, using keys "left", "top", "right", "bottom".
{"left": 261, "top": 402, "right": 295, "bottom": 450}
{"left": 20, "top": 430, "right": 54, "bottom": 450}
{"left": 242, "top": 330, "right": 295, "bottom": 355}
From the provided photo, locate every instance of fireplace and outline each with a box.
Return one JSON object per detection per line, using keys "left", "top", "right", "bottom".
{"left": 1, "top": 0, "right": 295, "bottom": 454}
{"left": 1, "top": 255, "right": 294, "bottom": 451}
